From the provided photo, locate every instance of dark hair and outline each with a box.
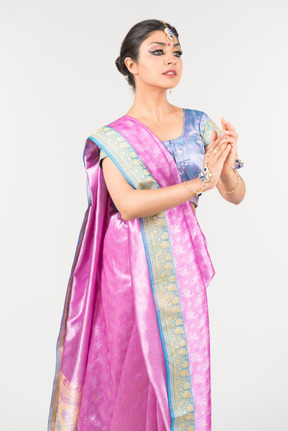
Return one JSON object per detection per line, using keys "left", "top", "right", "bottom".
{"left": 115, "top": 19, "right": 179, "bottom": 92}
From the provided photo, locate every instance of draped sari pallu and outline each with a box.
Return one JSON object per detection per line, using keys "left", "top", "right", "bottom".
{"left": 48, "top": 116, "right": 215, "bottom": 431}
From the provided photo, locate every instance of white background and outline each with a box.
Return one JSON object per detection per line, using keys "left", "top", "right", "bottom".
{"left": 1, "top": 0, "right": 287, "bottom": 430}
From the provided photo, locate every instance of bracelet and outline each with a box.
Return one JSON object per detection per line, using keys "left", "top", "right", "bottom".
{"left": 183, "top": 180, "right": 205, "bottom": 197}
{"left": 218, "top": 169, "right": 240, "bottom": 194}
{"left": 198, "top": 153, "right": 213, "bottom": 183}
{"left": 233, "top": 154, "right": 244, "bottom": 170}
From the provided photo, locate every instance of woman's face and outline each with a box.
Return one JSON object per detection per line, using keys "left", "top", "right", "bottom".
{"left": 126, "top": 30, "right": 183, "bottom": 91}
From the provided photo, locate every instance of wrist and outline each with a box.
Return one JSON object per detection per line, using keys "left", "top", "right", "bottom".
{"left": 220, "top": 168, "right": 236, "bottom": 181}
{"left": 218, "top": 169, "right": 240, "bottom": 194}
{"left": 189, "top": 178, "right": 211, "bottom": 193}
{"left": 221, "top": 154, "right": 244, "bottom": 178}
{"left": 184, "top": 178, "right": 206, "bottom": 197}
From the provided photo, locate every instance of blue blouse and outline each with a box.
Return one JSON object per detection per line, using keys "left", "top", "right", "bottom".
{"left": 99, "top": 108, "right": 222, "bottom": 207}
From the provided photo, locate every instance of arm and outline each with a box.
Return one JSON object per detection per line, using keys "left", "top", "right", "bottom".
{"left": 200, "top": 113, "right": 246, "bottom": 205}
{"left": 216, "top": 117, "right": 246, "bottom": 204}
{"left": 102, "top": 157, "right": 205, "bottom": 221}
{"left": 216, "top": 168, "right": 246, "bottom": 205}
{"left": 102, "top": 132, "right": 231, "bottom": 221}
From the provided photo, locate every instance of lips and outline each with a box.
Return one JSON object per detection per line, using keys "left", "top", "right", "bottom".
{"left": 162, "top": 69, "right": 177, "bottom": 76}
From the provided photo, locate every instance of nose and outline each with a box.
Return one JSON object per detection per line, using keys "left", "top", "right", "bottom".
{"left": 166, "top": 54, "right": 176, "bottom": 65}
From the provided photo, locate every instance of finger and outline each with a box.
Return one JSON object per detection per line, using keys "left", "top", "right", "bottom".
{"left": 213, "top": 131, "right": 229, "bottom": 145}
{"left": 205, "top": 130, "right": 220, "bottom": 152}
{"left": 224, "top": 131, "right": 238, "bottom": 141}
{"left": 210, "top": 129, "right": 218, "bottom": 143}
{"left": 213, "top": 142, "right": 230, "bottom": 160}
{"left": 221, "top": 117, "right": 228, "bottom": 131}
{"left": 218, "top": 144, "right": 231, "bottom": 162}
{"left": 221, "top": 117, "right": 236, "bottom": 132}
{"left": 223, "top": 130, "right": 234, "bottom": 137}
{"left": 214, "top": 133, "right": 230, "bottom": 149}
{"left": 227, "top": 137, "right": 237, "bottom": 146}
{"left": 207, "top": 141, "right": 230, "bottom": 162}
{"left": 220, "top": 134, "right": 234, "bottom": 150}
{"left": 206, "top": 133, "right": 228, "bottom": 155}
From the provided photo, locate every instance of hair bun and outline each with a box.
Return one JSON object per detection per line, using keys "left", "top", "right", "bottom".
{"left": 115, "top": 56, "right": 128, "bottom": 76}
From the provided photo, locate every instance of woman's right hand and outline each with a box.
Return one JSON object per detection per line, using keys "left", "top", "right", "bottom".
{"left": 202, "top": 130, "right": 231, "bottom": 190}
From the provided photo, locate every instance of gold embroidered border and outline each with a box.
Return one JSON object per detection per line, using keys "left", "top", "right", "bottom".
{"left": 54, "top": 371, "right": 83, "bottom": 431}
{"left": 91, "top": 126, "right": 195, "bottom": 430}
{"left": 91, "top": 126, "right": 155, "bottom": 190}
{"left": 142, "top": 213, "right": 195, "bottom": 431}
{"left": 49, "top": 207, "right": 89, "bottom": 431}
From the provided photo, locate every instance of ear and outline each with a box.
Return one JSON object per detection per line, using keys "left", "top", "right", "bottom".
{"left": 124, "top": 57, "right": 138, "bottom": 75}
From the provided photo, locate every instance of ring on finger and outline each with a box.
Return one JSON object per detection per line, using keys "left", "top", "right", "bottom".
{"left": 213, "top": 149, "right": 217, "bottom": 153}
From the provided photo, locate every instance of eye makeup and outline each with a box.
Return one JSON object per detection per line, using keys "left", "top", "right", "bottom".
{"left": 148, "top": 49, "right": 183, "bottom": 57}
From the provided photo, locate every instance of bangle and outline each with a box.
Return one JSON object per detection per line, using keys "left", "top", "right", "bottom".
{"left": 218, "top": 169, "right": 240, "bottom": 194}
{"left": 183, "top": 180, "right": 205, "bottom": 197}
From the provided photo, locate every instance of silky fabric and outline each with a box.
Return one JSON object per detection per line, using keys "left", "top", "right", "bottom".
{"left": 99, "top": 109, "right": 222, "bottom": 207}
{"left": 48, "top": 111, "right": 217, "bottom": 431}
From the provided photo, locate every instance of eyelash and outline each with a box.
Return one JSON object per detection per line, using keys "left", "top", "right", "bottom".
{"left": 150, "top": 49, "right": 183, "bottom": 57}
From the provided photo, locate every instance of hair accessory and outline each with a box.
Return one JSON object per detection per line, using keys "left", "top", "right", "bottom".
{"left": 184, "top": 180, "right": 205, "bottom": 197}
{"left": 198, "top": 154, "right": 213, "bottom": 183}
{"left": 233, "top": 154, "right": 244, "bottom": 170}
{"left": 218, "top": 169, "right": 240, "bottom": 194}
{"left": 160, "top": 21, "right": 175, "bottom": 41}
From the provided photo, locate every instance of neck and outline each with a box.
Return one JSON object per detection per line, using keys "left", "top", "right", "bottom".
{"left": 126, "top": 84, "right": 174, "bottom": 121}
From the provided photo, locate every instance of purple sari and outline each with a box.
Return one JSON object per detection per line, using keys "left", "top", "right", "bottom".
{"left": 48, "top": 115, "right": 215, "bottom": 431}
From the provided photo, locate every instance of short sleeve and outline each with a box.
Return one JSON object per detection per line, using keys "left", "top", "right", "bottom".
{"left": 199, "top": 112, "right": 222, "bottom": 148}
{"left": 99, "top": 148, "right": 108, "bottom": 169}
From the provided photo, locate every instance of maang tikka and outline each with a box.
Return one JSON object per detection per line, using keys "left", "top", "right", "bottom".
{"left": 160, "top": 21, "right": 175, "bottom": 95}
{"left": 160, "top": 20, "right": 175, "bottom": 41}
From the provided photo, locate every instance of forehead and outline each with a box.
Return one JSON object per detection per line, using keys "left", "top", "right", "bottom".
{"left": 142, "top": 30, "right": 180, "bottom": 47}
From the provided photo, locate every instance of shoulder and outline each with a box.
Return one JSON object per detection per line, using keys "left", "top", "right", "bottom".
{"left": 186, "top": 108, "right": 221, "bottom": 131}
{"left": 185, "top": 108, "right": 208, "bottom": 121}
{"left": 184, "top": 108, "right": 210, "bottom": 133}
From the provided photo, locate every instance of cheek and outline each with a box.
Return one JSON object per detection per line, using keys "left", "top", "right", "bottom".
{"left": 140, "top": 59, "right": 160, "bottom": 77}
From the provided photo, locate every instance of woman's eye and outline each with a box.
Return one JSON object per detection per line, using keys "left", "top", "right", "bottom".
{"left": 150, "top": 50, "right": 165, "bottom": 55}
{"left": 174, "top": 50, "right": 183, "bottom": 57}
{"left": 149, "top": 50, "right": 183, "bottom": 57}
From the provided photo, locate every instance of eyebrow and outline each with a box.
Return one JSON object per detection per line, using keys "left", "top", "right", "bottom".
{"left": 148, "top": 41, "right": 181, "bottom": 47}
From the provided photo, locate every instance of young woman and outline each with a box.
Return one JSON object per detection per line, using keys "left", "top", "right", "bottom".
{"left": 48, "top": 19, "right": 245, "bottom": 431}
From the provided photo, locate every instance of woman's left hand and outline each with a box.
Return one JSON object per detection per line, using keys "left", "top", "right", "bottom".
{"left": 220, "top": 117, "right": 238, "bottom": 175}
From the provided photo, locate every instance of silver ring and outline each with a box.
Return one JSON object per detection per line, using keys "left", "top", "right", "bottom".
{"left": 213, "top": 149, "right": 218, "bottom": 153}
